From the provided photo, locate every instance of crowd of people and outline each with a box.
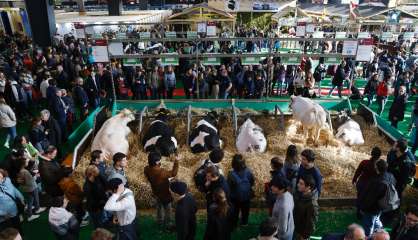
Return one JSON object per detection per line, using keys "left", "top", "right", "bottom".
{"left": 0, "top": 24, "right": 417, "bottom": 240}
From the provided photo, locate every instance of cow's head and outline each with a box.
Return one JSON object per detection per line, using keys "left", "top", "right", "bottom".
{"left": 120, "top": 108, "right": 136, "bottom": 122}
{"left": 337, "top": 109, "right": 351, "bottom": 124}
{"left": 205, "top": 111, "right": 220, "bottom": 126}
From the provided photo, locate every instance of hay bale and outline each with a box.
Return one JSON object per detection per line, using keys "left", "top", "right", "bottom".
{"left": 72, "top": 113, "right": 393, "bottom": 207}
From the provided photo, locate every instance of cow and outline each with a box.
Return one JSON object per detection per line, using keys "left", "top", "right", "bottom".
{"left": 335, "top": 110, "right": 364, "bottom": 145}
{"left": 91, "top": 109, "right": 136, "bottom": 156}
{"left": 142, "top": 112, "right": 177, "bottom": 156}
{"left": 236, "top": 118, "right": 267, "bottom": 153}
{"left": 189, "top": 111, "right": 223, "bottom": 153}
{"left": 289, "top": 96, "right": 329, "bottom": 143}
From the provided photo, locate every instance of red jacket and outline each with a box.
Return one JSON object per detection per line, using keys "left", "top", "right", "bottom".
{"left": 377, "top": 82, "right": 389, "bottom": 97}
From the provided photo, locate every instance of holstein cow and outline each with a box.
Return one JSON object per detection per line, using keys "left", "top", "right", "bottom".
{"left": 289, "top": 96, "right": 329, "bottom": 143}
{"left": 142, "top": 112, "right": 178, "bottom": 156}
{"left": 91, "top": 109, "right": 136, "bottom": 156}
{"left": 335, "top": 110, "right": 364, "bottom": 145}
{"left": 236, "top": 118, "right": 267, "bottom": 153}
{"left": 189, "top": 111, "right": 223, "bottom": 153}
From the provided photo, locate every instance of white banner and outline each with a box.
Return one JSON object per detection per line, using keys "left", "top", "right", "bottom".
{"left": 357, "top": 32, "right": 370, "bottom": 39}
{"left": 206, "top": 25, "right": 217, "bottom": 36}
{"left": 296, "top": 25, "right": 306, "bottom": 37}
{"left": 306, "top": 24, "right": 315, "bottom": 33}
{"left": 355, "top": 45, "right": 373, "bottom": 62}
{"left": 197, "top": 22, "right": 207, "bottom": 33}
{"left": 342, "top": 40, "right": 358, "bottom": 56}
{"left": 108, "top": 42, "right": 123, "bottom": 56}
{"left": 335, "top": 31, "right": 346, "bottom": 39}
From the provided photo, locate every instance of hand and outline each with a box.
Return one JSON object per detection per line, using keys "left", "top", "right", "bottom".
{"left": 116, "top": 184, "right": 124, "bottom": 195}
{"left": 205, "top": 180, "right": 211, "bottom": 187}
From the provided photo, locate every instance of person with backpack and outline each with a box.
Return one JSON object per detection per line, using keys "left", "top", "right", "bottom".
{"left": 227, "top": 154, "right": 254, "bottom": 228}
{"left": 48, "top": 196, "right": 80, "bottom": 240}
{"left": 271, "top": 176, "right": 294, "bottom": 240}
{"left": 359, "top": 160, "right": 398, "bottom": 237}
{"left": 9, "top": 80, "right": 27, "bottom": 119}
{"left": 387, "top": 139, "right": 416, "bottom": 201}
{"left": 376, "top": 77, "right": 390, "bottom": 115}
{"left": 313, "top": 61, "right": 326, "bottom": 97}
{"left": 194, "top": 149, "right": 224, "bottom": 193}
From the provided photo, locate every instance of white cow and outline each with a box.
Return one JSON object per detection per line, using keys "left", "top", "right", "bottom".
{"left": 335, "top": 112, "right": 364, "bottom": 145}
{"left": 91, "top": 109, "right": 136, "bottom": 156}
{"left": 289, "top": 96, "right": 329, "bottom": 142}
{"left": 236, "top": 119, "right": 267, "bottom": 153}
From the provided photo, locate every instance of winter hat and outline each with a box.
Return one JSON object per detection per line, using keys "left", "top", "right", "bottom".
{"left": 169, "top": 181, "right": 187, "bottom": 195}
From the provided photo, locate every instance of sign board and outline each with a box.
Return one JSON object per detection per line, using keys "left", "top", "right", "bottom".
{"left": 403, "top": 32, "right": 415, "bottom": 40}
{"left": 241, "top": 56, "right": 261, "bottom": 65}
{"left": 85, "top": 26, "right": 94, "bottom": 35}
{"left": 357, "top": 32, "right": 370, "bottom": 39}
{"left": 161, "top": 55, "right": 179, "bottom": 66}
{"left": 306, "top": 24, "right": 315, "bottom": 33}
{"left": 91, "top": 40, "right": 109, "bottom": 63}
{"left": 324, "top": 57, "right": 341, "bottom": 65}
{"left": 203, "top": 57, "right": 221, "bottom": 66}
{"left": 296, "top": 22, "right": 306, "bottom": 37}
{"left": 381, "top": 32, "right": 393, "bottom": 41}
{"left": 225, "top": 0, "right": 240, "bottom": 11}
{"left": 74, "top": 23, "right": 85, "bottom": 39}
{"left": 386, "top": 10, "right": 401, "bottom": 24}
{"left": 187, "top": 31, "right": 198, "bottom": 39}
{"left": 123, "top": 58, "right": 141, "bottom": 67}
{"left": 335, "top": 31, "right": 346, "bottom": 39}
{"left": 355, "top": 38, "right": 373, "bottom": 62}
{"left": 197, "top": 22, "right": 207, "bottom": 33}
{"left": 165, "top": 31, "right": 177, "bottom": 38}
{"left": 206, "top": 22, "right": 217, "bottom": 36}
{"left": 108, "top": 42, "right": 123, "bottom": 56}
{"left": 281, "top": 56, "right": 301, "bottom": 65}
{"left": 342, "top": 40, "right": 358, "bottom": 56}
{"left": 140, "top": 32, "right": 150, "bottom": 39}
{"left": 313, "top": 31, "right": 324, "bottom": 38}
{"left": 116, "top": 32, "right": 126, "bottom": 39}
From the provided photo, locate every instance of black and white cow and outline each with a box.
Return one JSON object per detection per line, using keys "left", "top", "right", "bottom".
{"left": 189, "top": 111, "right": 223, "bottom": 153}
{"left": 142, "top": 113, "right": 178, "bottom": 156}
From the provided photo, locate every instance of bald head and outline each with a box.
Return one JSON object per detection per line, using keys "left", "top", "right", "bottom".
{"left": 344, "top": 224, "right": 365, "bottom": 240}
{"left": 371, "top": 230, "right": 390, "bottom": 240}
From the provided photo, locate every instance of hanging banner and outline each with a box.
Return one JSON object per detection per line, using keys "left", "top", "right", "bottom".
{"left": 203, "top": 56, "right": 221, "bottom": 65}
{"left": 381, "top": 32, "right": 393, "bottom": 41}
{"left": 356, "top": 38, "right": 373, "bottom": 62}
{"left": 108, "top": 42, "right": 123, "bottom": 56}
{"left": 335, "top": 31, "right": 346, "bottom": 39}
{"left": 357, "top": 32, "right": 370, "bottom": 39}
{"left": 140, "top": 32, "right": 151, "bottom": 39}
{"left": 342, "top": 40, "right": 358, "bottom": 56}
{"left": 123, "top": 59, "right": 142, "bottom": 67}
{"left": 116, "top": 32, "right": 126, "bottom": 39}
{"left": 165, "top": 31, "right": 177, "bottom": 38}
{"left": 324, "top": 57, "right": 341, "bottom": 65}
{"left": 296, "top": 22, "right": 306, "bottom": 37}
{"left": 187, "top": 31, "right": 198, "bottom": 39}
{"left": 74, "top": 23, "right": 85, "bottom": 39}
{"left": 281, "top": 56, "right": 301, "bottom": 65}
{"left": 206, "top": 22, "right": 217, "bottom": 36}
{"left": 197, "top": 22, "right": 207, "bottom": 33}
{"left": 91, "top": 40, "right": 109, "bottom": 63}
{"left": 241, "top": 56, "right": 261, "bottom": 65}
{"left": 306, "top": 24, "right": 315, "bottom": 33}
{"left": 403, "top": 32, "right": 415, "bottom": 40}
{"left": 161, "top": 55, "right": 179, "bottom": 66}
{"left": 313, "top": 31, "right": 324, "bottom": 38}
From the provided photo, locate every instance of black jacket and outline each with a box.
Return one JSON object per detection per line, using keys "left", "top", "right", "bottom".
{"left": 204, "top": 203, "right": 232, "bottom": 240}
{"left": 39, "top": 159, "right": 68, "bottom": 197}
{"left": 176, "top": 193, "right": 197, "bottom": 240}
{"left": 293, "top": 190, "right": 319, "bottom": 239}
{"left": 391, "top": 214, "right": 418, "bottom": 240}
{"left": 205, "top": 176, "right": 231, "bottom": 208}
{"left": 332, "top": 66, "right": 345, "bottom": 87}
{"left": 83, "top": 176, "right": 108, "bottom": 213}
{"left": 359, "top": 172, "right": 395, "bottom": 214}
{"left": 29, "top": 125, "right": 49, "bottom": 152}
{"left": 85, "top": 75, "right": 101, "bottom": 100}
{"left": 389, "top": 94, "right": 407, "bottom": 122}
{"left": 388, "top": 151, "right": 413, "bottom": 193}
{"left": 43, "top": 117, "right": 62, "bottom": 146}
{"left": 50, "top": 96, "right": 67, "bottom": 121}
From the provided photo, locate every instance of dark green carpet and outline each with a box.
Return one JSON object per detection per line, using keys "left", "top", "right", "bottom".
{"left": 21, "top": 209, "right": 356, "bottom": 240}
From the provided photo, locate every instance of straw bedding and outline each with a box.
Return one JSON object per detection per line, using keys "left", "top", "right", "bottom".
{"left": 72, "top": 110, "right": 392, "bottom": 207}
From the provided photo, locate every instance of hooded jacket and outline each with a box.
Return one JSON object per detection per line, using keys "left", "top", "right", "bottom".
{"left": 0, "top": 103, "right": 16, "bottom": 128}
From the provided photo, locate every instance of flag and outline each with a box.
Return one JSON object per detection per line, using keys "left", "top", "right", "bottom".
{"left": 349, "top": 1, "right": 359, "bottom": 20}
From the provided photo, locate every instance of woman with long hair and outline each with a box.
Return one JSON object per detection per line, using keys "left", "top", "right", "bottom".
{"left": 283, "top": 145, "right": 300, "bottom": 193}
{"left": 204, "top": 188, "right": 232, "bottom": 240}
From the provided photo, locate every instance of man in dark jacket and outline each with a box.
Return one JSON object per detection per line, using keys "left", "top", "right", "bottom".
{"left": 389, "top": 85, "right": 407, "bottom": 128}
{"left": 39, "top": 146, "right": 70, "bottom": 199}
{"left": 49, "top": 89, "right": 67, "bottom": 139}
{"left": 73, "top": 77, "right": 89, "bottom": 120}
{"left": 85, "top": 67, "right": 101, "bottom": 108}
{"left": 293, "top": 174, "right": 319, "bottom": 240}
{"left": 204, "top": 165, "right": 230, "bottom": 212}
{"left": 322, "top": 223, "right": 366, "bottom": 240}
{"left": 144, "top": 152, "right": 179, "bottom": 229}
{"left": 41, "top": 109, "right": 62, "bottom": 147}
{"left": 359, "top": 160, "right": 395, "bottom": 237}
{"left": 391, "top": 204, "right": 418, "bottom": 240}
{"left": 183, "top": 68, "right": 196, "bottom": 99}
{"left": 328, "top": 61, "right": 346, "bottom": 98}
{"left": 170, "top": 181, "right": 197, "bottom": 240}
{"left": 297, "top": 149, "right": 323, "bottom": 197}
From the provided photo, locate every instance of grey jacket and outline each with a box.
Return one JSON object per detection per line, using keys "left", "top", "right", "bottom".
{"left": 272, "top": 191, "right": 295, "bottom": 240}
{"left": 0, "top": 103, "right": 16, "bottom": 128}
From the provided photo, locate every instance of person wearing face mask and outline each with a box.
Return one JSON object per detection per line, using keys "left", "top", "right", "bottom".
{"left": 389, "top": 85, "right": 408, "bottom": 128}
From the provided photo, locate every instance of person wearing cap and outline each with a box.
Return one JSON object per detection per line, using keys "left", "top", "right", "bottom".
{"left": 104, "top": 178, "right": 137, "bottom": 240}
{"left": 105, "top": 152, "right": 128, "bottom": 187}
{"left": 170, "top": 181, "right": 197, "bottom": 240}
{"left": 249, "top": 217, "right": 279, "bottom": 240}
{"left": 271, "top": 176, "right": 294, "bottom": 240}
{"left": 144, "top": 151, "right": 179, "bottom": 230}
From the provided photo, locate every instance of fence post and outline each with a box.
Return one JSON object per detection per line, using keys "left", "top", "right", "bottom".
{"left": 232, "top": 99, "right": 238, "bottom": 137}
{"left": 186, "top": 105, "right": 192, "bottom": 145}
{"left": 275, "top": 104, "right": 285, "bottom": 131}
{"left": 139, "top": 106, "right": 148, "bottom": 133}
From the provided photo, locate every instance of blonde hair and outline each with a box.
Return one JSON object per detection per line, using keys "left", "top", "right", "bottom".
{"left": 85, "top": 165, "right": 99, "bottom": 179}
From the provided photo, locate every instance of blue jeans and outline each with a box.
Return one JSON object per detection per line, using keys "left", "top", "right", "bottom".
{"left": 5, "top": 126, "right": 17, "bottom": 145}
{"left": 25, "top": 187, "right": 40, "bottom": 217}
{"left": 362, "top": 212, "right": 383, "bottom": 237}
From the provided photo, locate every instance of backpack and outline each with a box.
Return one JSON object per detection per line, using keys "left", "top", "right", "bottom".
{"left": 194, "top": 160, "right": 218, "bottom": 193}
{"left": 378, "top": 180, "right": 400, "bottom": 212}
{"left": 231, "top": 170, "right": 252, "bottom": 202}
